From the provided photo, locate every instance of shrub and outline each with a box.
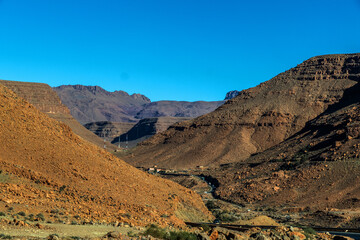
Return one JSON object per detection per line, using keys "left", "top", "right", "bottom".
{"left": 0, "top": 212, "right": 6, "bottom": 217}
{"left": 50, "top": 209, "right": 59, "bottom": 214}
{"left": 17, "top": 211, "right": 26, "bottom": 216}
{"left": 302, "top": 227, "right": 317, "bottom": 236}
{"left": 218, "top": 212, "right": 239, "bottom": 222}
{"left": 200, "top": 224, "right": 211, "bottom": 232}
{"left": 27, "top": 214, "right": 34, "bottom": 221}
{"left": 143, "top": 224, "right": 167, "bottom": 239}
{"left": 0, "top": 234, "right": 12, "bottom": 239}
{"left": 36, "top": 213, "right": 45, "bottom": 221}
{"left": 7, "top": 207, "right": 13, "bottom": 211}
{"left": 143, "top": 224, "right": 198, "bottom": 240}
{"left": 168, "top": 231, "right": 198, "bottom": 240}
{"left": 205, "top": 200, "right": 218, "bottom": 210}
{"left": 127, "top": 231, "right": 138, "bottom": 237}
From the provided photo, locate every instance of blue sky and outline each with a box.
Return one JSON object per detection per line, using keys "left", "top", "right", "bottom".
{"left": 1, "top": 0, "right": 360, "bottom": 101}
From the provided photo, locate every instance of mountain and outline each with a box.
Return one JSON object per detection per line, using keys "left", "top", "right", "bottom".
{"left": 124, "top": 53, "right": 360, "bottom": 169}
{"left": 54, "top": 85, "right": 224, "bottom": 125}
{"left": 111, "top": 117, "right": 192, "bottom": 148}
{"left": 211, "top": 76, "right": 360, "bottom": 210}
{"left": 54, "top": 85, "right": 151, "bottom": 124}
{"left": 84, "top": 121, "right": 135, "bottom": 140}
{"left": 135, "top": 101, "right": 224, "bottom": 119}
{"left": 224, "top": 90, "right": 240, "bottom": 100}
{"left": 0, "top": 80, "right": 117, "bottom": 151}
{"left": 0, "top": 83, "right": 212, "bottom": 226}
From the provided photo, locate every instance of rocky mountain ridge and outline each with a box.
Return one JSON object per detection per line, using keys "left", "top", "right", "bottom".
{"left": 211, "top": 78, "right": 360, "bottom": 210}
{"left": 124, "top": 53, "right": 360, "bottom": 169}
{"left": 224, "top": 90, "right": 240, "bottom": 100}
{"left": 54, "top": 85, "right": 151, "bottom": 124}
{"left": 54, "top": 85, "right": 225, "bottom": 124}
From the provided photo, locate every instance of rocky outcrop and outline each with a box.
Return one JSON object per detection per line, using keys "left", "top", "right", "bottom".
{"left": 124, "top": 53, "right": 360, "bottom": 169}
{"left": 224, "top": 90, "right": 240, "bottom": 100}
{"left": 135, "top": 101, "right": 224, "bottom": 119}
{"left": 84, "top": 121, "right": 135, "bottom": 140}
{"left": 212, "top": 96, "right": 360, "bottom": 209}
{"left": 0, "top": 84, "right": 213, "bottom": 226}
{"left": 54, "top": 85, "right": 151, "bottom": 124}
{"left": 54, "top": 85, "right": 225, "bottom": 125}
{"left": 111, "top": 117, "right": 192, "bottom": 148}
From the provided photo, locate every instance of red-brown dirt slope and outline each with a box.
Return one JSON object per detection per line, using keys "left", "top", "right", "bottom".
{"left": 0, "top": 84, "right": 212, "bottom": 226}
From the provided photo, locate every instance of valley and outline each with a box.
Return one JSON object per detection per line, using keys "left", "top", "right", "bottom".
{"left": 2, "top": 53, "right": 360, "bottom": 239}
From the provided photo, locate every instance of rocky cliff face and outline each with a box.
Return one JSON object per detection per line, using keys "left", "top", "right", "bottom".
{"left": 212, "top": 76, "right": 360, "bottom": 209}
{"left": 84, "top": 121, "right": 135, "bottom": 140}
{"left": 111, "top": 117, "right": 192, "bottom": 148}
{"left": 125, "top": 53, "right": 360, "bottom": 169}
{"left": 135, "top": 101, "right": 224, "bottom": 119}
{"left": 224, "top": 90, "right": 240, "bottom": 100}
{"left": 54, "top": 85, "right": 151, "bottom": 124}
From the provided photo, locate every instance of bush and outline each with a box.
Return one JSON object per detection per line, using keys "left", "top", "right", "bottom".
{"left": 27, "top": 214, "right": 34, "bottom": 221}
{"left": 50, "top": 209, "right": 59, "bottom": 214}
{"left": 143, "top": 224, "right": 167, "bottom": 239}
{"left": 143, "top": 224, "right": 198, "bottom": 240}
{"left": 218, "top": 212, "right": 239, "bottom": 222}
{"left": 0, "top": 234, "right": 12, "bottom": 239}
{"left": 168, "top": 231, "right": 197, "bottom": 240}
{"left": 0, "top": 212, "right": 6, "bottom": 217}
{"left": 36, "top": 213, "right": 45, "bottom": 221}
{"left": 302, "top": 227, "right": 317, "bottom": 235}
{"left": 17, "top": 211, "right": 26, "bottom": 216}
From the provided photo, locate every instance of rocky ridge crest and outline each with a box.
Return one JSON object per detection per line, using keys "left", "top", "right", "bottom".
{"left": 125, "top": 53, "right": 360, "bottom": 169}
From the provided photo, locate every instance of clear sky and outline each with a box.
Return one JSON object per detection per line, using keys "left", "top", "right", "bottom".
{"left": 1, "top": 0, "right": 360, "bottom": 101}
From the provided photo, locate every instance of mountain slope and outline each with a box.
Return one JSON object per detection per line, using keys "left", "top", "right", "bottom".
{"left": 54, "top": 85, "right": 224, "bottom": 126}
{"left": 0, "top": 80, "right": 117, "bottom": 151}
{"left": 111, "top": 117, "right": 192, "bottom": 148}
{"left": 135, "top": 101, "right": 224, "bottom": 119}
{"left": 54, "top": 85, "right": 151, "bottom": 124}
{"left": 124, "top": 53, "right": 360, "bottom": 169}
{"left": 0, "top": 84, "right": 212, "bottom": 226}
{"left": 211, "top": 80, "right": 360, "bottom": 210}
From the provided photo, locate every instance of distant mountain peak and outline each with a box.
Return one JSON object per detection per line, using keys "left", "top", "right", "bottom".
{"left": 224, "top": 90, "right": 240, "bottom": 100}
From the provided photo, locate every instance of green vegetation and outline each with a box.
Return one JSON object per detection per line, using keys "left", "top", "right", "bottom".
{"left": 0, "top": 212, "right": 6, "bottom": 217}
{"left": 302, "top": 226, "right": 317, "bottom": 239}
{"left": 143, "top": 224, "right": 198, "bottom": 240}
{"left": 0, "top": 234, "right": 12, "bottom": 239}
{"left": 27, "top": 213, "right": 35, "bottom": 221}
{"left": 17, "top": 211, "right": 26, "bottom": 216}
{"left": 36, "top": 213, "right": 45, "bottom": 221}
{"left": 127, "top": 230, "right": 138, "bottom": 237}
{"left": 59, "top": 185, "right": 66, "bottom": 193}
{"left": 206, "top": 200, "right": 241, "bottom": 223}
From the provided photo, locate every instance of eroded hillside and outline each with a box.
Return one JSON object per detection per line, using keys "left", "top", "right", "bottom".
{"left": 0, "top": 80, "right": 117, "bottom": 151}
{"left": 211, "top": 82, "right": 360, "bottom": 210}
{"left": 0, "top": 84, "right": 212, "bottom": 226}
{"left": 125, "top": 53, "right": 360, "bottom": 169}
